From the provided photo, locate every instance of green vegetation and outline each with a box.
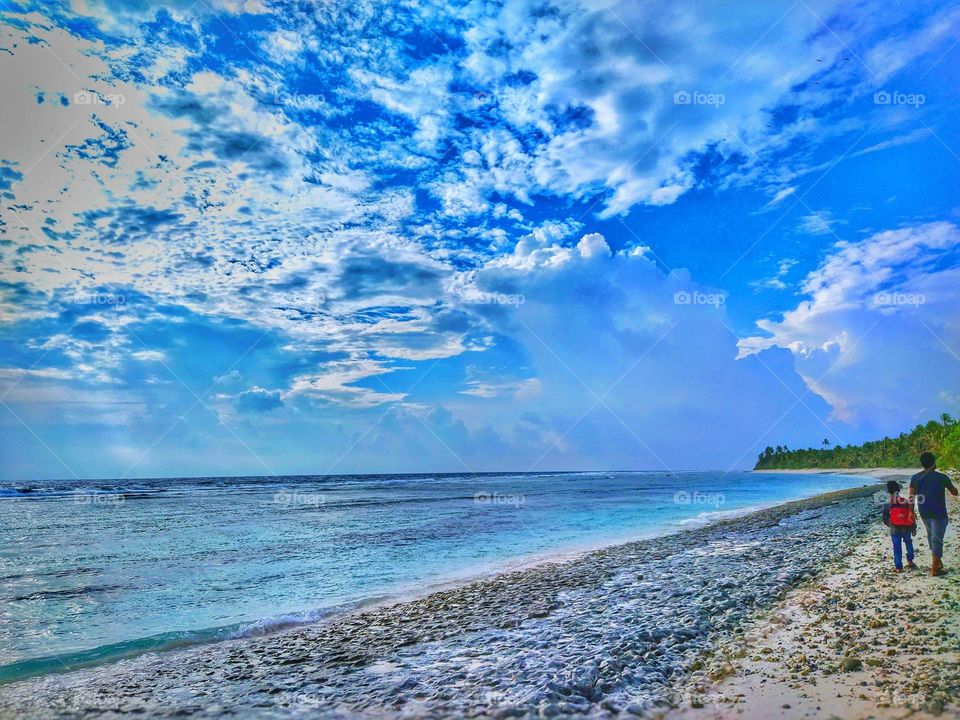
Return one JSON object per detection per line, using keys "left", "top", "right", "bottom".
{"left": 754, "top": 414, "right": 960, "bottom": 470}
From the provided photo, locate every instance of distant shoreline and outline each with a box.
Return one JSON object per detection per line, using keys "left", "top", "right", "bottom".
{"left": 756, "top": 467, "right": 919, "bottom": 479}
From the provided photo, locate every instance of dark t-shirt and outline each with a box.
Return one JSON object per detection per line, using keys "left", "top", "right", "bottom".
{"left": 910, "top": 470, "right": 957, "bottom": 520}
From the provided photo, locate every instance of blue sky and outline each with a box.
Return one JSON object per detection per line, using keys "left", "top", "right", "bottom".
{"left": 0, "top": 0, "right": 958, "bottom": 480}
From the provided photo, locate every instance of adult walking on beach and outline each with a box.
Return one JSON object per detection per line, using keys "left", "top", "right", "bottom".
{"left": 909, "top": 452, "right": 958, "bottom": 576}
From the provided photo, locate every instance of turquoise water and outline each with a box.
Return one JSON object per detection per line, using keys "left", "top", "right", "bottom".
{"left": 0, "top": 471, "right": 870, "bottom": 683}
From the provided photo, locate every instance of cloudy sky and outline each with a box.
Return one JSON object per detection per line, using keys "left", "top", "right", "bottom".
{"left": 1, "top": 0, "right": 958, "bottom": 480}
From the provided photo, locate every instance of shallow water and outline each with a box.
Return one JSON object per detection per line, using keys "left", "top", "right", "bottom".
{"left": 0, "top": 471, "right": 868, "bottom": 682}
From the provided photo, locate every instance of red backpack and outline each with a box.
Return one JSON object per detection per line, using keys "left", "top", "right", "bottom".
{"left": 889, "top": 496, "right": 914, "bottom": 527}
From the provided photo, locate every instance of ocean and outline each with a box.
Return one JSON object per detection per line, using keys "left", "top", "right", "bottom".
{"left": 0, "top": 470, "right": 869, "bottom": 684}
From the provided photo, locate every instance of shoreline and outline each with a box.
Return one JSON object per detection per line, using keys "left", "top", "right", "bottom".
{"left": 665, "top": 490, "right": 960, "bottom": 719}
{"left": 0, "top": 472, "right": 871, "bottom": 689}
{"left": 0, "top": 482, "right": 884, "bottom": 718}
{"left": 754, "top": 467, "right": 920, "bottom": 477}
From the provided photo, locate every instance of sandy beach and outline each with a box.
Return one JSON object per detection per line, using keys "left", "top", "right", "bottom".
{"left": 668, "top": 471, "right": 960, "bottom": 720}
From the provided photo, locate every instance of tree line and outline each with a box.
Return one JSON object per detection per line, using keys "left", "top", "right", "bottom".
{"left": 754, "top": 414, "right": 960, "bottom": 470}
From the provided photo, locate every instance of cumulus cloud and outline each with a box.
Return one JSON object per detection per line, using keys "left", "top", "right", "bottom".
{"left": 426, "top": 231, "right": 842, "bottom": 470}
{"left": 740, "top": 222, "right": 960, "bottom": 428}
{"left": 236, "top": 387, "right": 284, "bottom": 413}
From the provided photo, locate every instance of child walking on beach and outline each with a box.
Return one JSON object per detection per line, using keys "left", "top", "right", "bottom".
{"left": 883, "top": 480, "right": 917, "bottom": 572}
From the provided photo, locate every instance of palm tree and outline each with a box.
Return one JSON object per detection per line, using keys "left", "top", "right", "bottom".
{"left": 754, "top": 414, "right": 960, "bottom": 470}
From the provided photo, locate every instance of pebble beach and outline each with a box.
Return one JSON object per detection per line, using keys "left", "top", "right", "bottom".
{"left": 668, "top": 471, "right": 960, "bottom": 720}
{"left": 0, "top": 481, "right": 910, "bottom": 719}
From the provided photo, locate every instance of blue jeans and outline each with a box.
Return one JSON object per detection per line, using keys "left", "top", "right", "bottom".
{"left": 891, "top": 529, "right": 915, "bottom": 569}
{"left": 922, "top": 517, "right": 948, "bottom": 558}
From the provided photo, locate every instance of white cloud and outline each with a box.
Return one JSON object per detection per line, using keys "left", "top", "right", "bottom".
{"left": 287, "top": 359, "right": 406, "bottom": 408}
{"left": 130, "top": 350, "right": 166, "bottom": 362}
{"left": 461, "top": 374, "right": 541, "bottom": 399}
{"left": 2, "top": 0, "right": 958, "bottom": 477}
{"left": 757, "top": 186, "right": 797, "bottom": 212}
{"left": 350, "top": 63, "right": 455, "bottom": 151}
{"left": 752, "top": 258, "right": 798, "bottom": 291}
{"left": 436, "top": 0, "right": 850, "bottom": 215}
{"left": 849, "top": 127, "right": 933, "bottom": 158}
{"left": 434, "top": 230, "right": 842, "bottom": 469}
{"left": 862, "top": 5, "right": 960, "bottom": 82}
{"left": 740, "top": 221, "right": 960, "bottom": 426}
{"left": 799, "top": 210, "right": 842, "bottom": 236}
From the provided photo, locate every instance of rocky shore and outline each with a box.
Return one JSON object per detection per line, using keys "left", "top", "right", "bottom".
{"left": 0, "top": 485, "right": 883, "bottom": 719}
{"left": 667, "top": 482, "right": 960, "bottom": 720}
